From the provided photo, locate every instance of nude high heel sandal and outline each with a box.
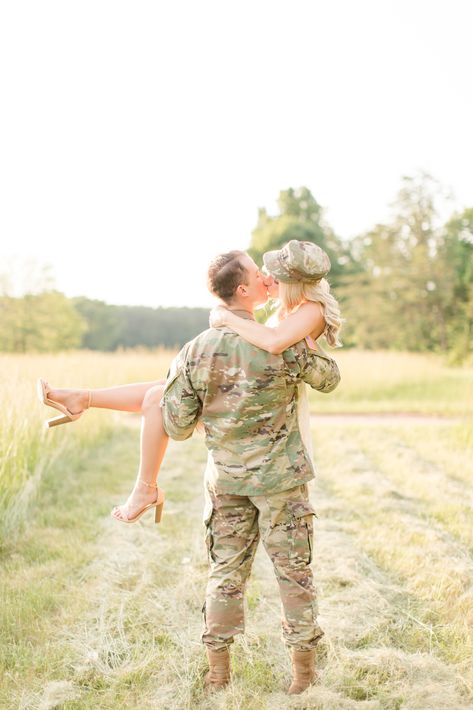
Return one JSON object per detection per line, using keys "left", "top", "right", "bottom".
{"left": 37, "top": 379, "right": 91, "bottom": 428}
{"left": 111, "top": 480, "right": 165, "bottom": 524}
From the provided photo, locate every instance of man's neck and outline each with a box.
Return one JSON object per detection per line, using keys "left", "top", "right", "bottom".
{"left": 219, "top": 299, "right": 254, "bottom": 317}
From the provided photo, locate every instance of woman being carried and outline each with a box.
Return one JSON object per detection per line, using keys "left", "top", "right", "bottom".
{"left": 38, "top": 240, "right": 342, "bottom": 523}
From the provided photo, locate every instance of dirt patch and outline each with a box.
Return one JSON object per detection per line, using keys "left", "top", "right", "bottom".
{"left": 311, "top": 413, "right": 463, "bottom": 426}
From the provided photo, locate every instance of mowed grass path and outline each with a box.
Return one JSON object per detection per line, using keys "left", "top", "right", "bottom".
{"left": 2, "top": 414, "right": 473, "bottom": 709}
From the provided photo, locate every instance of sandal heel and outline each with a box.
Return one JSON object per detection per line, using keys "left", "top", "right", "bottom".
{"left": 155, "top": 500, "right": 164, "bottom": 524}
{"left": 111, "top": 485, "right": 165, "bottom": 525}
{"left": 37, "top": 378, "right": 87, "bottom": 428}
{"left": 47, "top": 414, "right": 73, "bottom": 428}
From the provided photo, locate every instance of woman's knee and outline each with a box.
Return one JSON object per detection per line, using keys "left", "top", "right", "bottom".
{"left": 141, "top": 383, "right": 165, "bottom": 413}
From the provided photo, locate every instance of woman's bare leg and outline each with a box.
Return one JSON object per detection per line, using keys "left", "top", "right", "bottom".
{"left": 112, "top": 384, "right": 169, "bottom": 521}
{"left": 46, "top": 381, "right": 164, "bottom": 415}
{"left": 44, "top": 380, "right": 170, "bottom": 520}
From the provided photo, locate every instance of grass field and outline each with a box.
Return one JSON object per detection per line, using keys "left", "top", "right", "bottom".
{"left": 1, "top": 349, "right": 472, "bottom": 708}
{"left": 307, "top": 349, "right": 473, "bottom": 416}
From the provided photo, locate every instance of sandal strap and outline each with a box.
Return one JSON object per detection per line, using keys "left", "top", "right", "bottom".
{"left": 139, "top": 478, "right": 158, "bottom": 489}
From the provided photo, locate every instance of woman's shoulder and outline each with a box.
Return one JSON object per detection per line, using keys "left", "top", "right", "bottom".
{"left": 290, "top": 300, "right": 325, "bottom": 323}
{"left": 297, "top": 300, "right": 324, "bottom": 315}
{"left": 295, "top": 301, "right": 326, "bottom": 341}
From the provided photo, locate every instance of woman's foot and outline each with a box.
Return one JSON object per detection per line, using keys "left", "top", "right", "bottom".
{"left": 46, "top": 387, "right": 90, "bottom": 416}
{"left": 111, "top": 480, "right": 159, "bottom": 522}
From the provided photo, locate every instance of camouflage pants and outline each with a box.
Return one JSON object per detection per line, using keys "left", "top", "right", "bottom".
{"left": 201, "top": 483, "right": 324, "bottom": 651}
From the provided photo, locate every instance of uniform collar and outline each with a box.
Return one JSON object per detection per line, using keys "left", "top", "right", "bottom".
{"left": 227, "top": 308, "right": 255, "bottom": 321}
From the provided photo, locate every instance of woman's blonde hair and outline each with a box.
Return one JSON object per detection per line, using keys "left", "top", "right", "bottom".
{"left": 278, "top": 277, "right": 343, "bottom": 347}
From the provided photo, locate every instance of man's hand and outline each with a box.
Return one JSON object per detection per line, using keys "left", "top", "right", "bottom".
{"left": 209, "top": 306, "right": 229, "bottom": 329}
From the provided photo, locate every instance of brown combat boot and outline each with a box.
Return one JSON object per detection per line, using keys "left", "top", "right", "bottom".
{"left": 204, "top": 647, "right": 231, "bottom": 692}
{"left": 287, "top": 648, "right": 317, "bottom": 695}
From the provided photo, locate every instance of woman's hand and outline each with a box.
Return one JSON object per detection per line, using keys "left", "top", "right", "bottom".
{"left": 209, "top": 306, "right": 229, "bottom": 329}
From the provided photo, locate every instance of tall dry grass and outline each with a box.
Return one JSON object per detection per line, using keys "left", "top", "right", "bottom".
{"left": 309, "top": 349, "right": 473, "bottom": 415}
{"left": 0, "top": 349, "right": 174, "bottom": 543}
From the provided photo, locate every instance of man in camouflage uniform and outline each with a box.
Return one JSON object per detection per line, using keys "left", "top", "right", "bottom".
{"left": 161, "top": 245, "right": 340, "bottom": 694}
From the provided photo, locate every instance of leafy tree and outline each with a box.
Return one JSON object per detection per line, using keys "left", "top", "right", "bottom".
{"left": 340, "top": 173, "right": 467, "bottom": 354}
{"left": 0, "top": 291, "right": 86, "bottom": 352}
{"left": 391, "top": 174, "right": 454, "bottom": 351}
{"left": 248, "top": 187, "right": 351, "bottom": 288}
{"left": 441, "top": 208, "right": 473, "bottom": 361}
{"left": 338, "top": 224, "right": 404, "bottom": 349}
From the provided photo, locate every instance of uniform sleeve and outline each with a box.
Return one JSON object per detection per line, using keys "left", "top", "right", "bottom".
{"left": 298, "top": 340, "right": 341, "bottom": 393}
{"left": 161, "top": 348, "right": 202, "bottom": 440}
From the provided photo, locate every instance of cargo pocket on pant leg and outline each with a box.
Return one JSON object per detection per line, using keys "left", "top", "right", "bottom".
{"left": 203, "top": 507, "right": 216, "bottom": 563}
{"left": 287, "top": 500, "right": 317, "bottom": 564}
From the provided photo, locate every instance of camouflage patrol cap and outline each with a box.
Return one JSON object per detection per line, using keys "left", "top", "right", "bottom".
{"left": 263, "top": 240, "right": 331, "bottom": 284}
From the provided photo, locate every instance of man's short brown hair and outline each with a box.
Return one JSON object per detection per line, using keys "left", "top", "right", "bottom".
{"left": 207, "top": 251, "right": 249, "bottom": 303}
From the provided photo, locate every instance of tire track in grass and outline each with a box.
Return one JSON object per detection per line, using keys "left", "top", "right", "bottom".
{"left": 393, "top": 423, "right": 473, "bottom": 490}
{"left": 46, "top": 435, "right": 213, "bottom": 710}
{"left": 341, "top": 425, "right": 473, "bottom": 552}
{"left": 313, "top": 485, "right": 472, "bottom": 709}
{"left": 311, "top": 422, "right": 473, "bottom": 702}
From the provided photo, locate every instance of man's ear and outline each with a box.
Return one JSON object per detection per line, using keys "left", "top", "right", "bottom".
{"left": 236, "top": 284, "right": 247, "bottom": 297}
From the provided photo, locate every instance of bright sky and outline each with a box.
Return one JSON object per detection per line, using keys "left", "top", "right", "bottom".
{"left": 1, "top": 1, "right": 472, "bottom": 307}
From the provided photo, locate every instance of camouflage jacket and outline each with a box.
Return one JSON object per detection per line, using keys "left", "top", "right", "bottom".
{"left": 161, "top": 309, "right": 340, "bottom": 496}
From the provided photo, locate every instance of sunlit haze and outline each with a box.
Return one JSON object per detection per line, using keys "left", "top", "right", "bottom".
{"left": 1, "top": 1, "right": 472, "bottom": 307}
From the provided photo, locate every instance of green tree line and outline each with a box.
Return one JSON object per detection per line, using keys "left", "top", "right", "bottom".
{"left": 1, "top": 173, "right": 471, "bottom": 360}
{"left": 0, "top": 295, "right": 210, "bottom": 352}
